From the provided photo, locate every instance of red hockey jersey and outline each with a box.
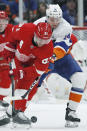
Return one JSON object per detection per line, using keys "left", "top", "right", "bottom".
{"left": 0, "top": 24, "right": 14, "bottom": 71}
{"left": 5, "top": 23, "right": 53, "bottom": 76}
{"left": 0, "top": 24, "right": 14, "bottom": 99}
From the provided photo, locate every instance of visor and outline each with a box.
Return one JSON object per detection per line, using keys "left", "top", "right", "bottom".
{"left": 0, "top": 19, "right": 8, "bottom": 24}
{"left": 48, "top": 17, "right": 61, "bottom": 24}
{"left": 0, "top": 19, "right": 8, "bottom": 32}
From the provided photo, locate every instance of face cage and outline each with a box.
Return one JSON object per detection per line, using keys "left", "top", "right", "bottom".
{"left": 34, "top": 33, "right": 51, "bottom": 46}
{"left": 0, "top": 19, "right": 8, "bottom": 32}
{"left": 0, "top": 19, "right": 8, "bottom": 24}
{"left": 47, "top": 16, "right": 61, "bottom": 24}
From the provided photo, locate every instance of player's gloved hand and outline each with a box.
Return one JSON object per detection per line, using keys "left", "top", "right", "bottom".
{"left": 45, "top": 62, "right": 54, "bottom": 73}
{"left": 9, "top": 69, "right": 24, "bottom": 80}
{"left": 48, "top": 62, "right": 54, "bottom": 70}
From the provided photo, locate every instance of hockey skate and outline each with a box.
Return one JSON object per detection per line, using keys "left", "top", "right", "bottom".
{"left": 65, "top": 103, "right": 80, "bottom": 128}
{"left": 0, "top": 100, "right": 9, "bottom": 111}
{"left": 0, "top": 112, "right": 10, "bottom": 126}
{"left": 12, "top": 111, "right": 31, "bottom": 128}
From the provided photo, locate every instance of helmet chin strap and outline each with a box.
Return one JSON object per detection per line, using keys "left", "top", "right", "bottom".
{"left": 32, "top": 37, "right": 38, "bottom": 47}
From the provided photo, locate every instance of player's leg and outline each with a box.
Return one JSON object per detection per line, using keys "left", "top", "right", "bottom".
{"left": 0, "top": 71, "right": 11, "bottom": 125}
{"left": 64, "top": 55, "right": 86, "bottom": 127}
{"left": 54, "top": 54, "right": 86, "bottom": 127}
{"left": 0, "top": 77, "right": 31, "bottom": 126}
{"left": 0, "top": 71, "right": 11, "bottom": 110}
{"left": 65, "top": 71, "right": 86, "bottom": 127}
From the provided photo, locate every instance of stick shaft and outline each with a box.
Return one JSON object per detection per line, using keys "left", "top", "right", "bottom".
{"left": 9, "top": 61, "right": 15, "bottom": 116}
{"left": 4, "top": 77, "right": 40, "bottom": 102}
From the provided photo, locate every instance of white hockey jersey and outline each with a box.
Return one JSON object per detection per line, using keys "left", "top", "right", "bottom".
{"left": 34, "top": 17, "right": 72, "bottom": 42}
{"left": 34, "top": 17, "right": 72, "bottom": 59}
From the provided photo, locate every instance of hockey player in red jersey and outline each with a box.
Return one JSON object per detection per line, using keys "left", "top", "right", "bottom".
{"left": 0, "top": 11, "right": 15, "bottom": 109}
{"left": 0, "top": 22, "right": 53, "bottom": 126}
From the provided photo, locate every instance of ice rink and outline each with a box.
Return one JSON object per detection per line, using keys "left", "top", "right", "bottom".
{"left": 0, "top": 100, "right": 87, "bottom": 131}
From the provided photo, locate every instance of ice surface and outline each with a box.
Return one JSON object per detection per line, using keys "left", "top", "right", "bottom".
{"left": 0, "top": 100, "right": 87, "bottom": 131}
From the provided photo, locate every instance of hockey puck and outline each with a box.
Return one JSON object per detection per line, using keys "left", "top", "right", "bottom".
{"left": 31, "top": 116, "right": 37, "bottom": 123}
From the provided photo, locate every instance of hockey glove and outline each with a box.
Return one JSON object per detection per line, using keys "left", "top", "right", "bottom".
{"left": 45, "top": 62, "right": 54, "bottom": 73}
{"left": 9, "top": 69, "right": 24, "bottom": 80}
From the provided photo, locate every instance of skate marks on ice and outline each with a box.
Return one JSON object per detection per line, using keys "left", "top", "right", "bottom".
{"left": 25, "top": 103, "right": 87, "bottom": 130}
{"left": 0, "top": 103, "right": 87, "bottom": 131}
{"left": 0, "top": 123, "right": 87, "bottom": 131}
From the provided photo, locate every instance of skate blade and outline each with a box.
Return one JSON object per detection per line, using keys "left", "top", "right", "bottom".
{"left": 11, "top": 122, "right": 31, "bottom": 129}
{"left": 5, "top": 122, "right": 31, "bottom": 129}
{"left": 2, "top": 118, "right": 31, "bottom": 129}
{"left": 0, "top": 107, "right": 7, "bottom": 111}
{"left": 0, "top": 123, "right": 31, "bottom": 129}
{"left": 65, "top": 121, "right": 79, "bottom": 128}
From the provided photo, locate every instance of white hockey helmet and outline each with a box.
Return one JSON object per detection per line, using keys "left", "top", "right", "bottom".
{"left": 46, "top": 4, "right": 62, "bottom": 20}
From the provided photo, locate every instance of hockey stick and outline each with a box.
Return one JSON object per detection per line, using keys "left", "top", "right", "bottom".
{"left": 4, "top": 76, "right": 40, "bottom": 103}
{"left": 9, "top": 60, "right": 15, "bottom": 116}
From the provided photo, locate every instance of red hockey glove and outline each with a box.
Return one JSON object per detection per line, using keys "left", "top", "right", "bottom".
{"left": 9, "top": 69, "right": 25, "bottom": 80}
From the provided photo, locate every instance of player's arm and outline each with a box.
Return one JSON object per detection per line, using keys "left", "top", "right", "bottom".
{"left": 3, "top": 24, "right": 24, "bottom": 60}
{"left": 10, "top": 51, "right": 52, "bottom": 82}
{"left": 25, "top": 42, "right": 53, "bottom": 78}
{"left": 53, "top": 33, "right": 74, "bottom": 60}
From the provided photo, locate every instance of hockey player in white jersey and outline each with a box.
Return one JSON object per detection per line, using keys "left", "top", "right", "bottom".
{"left": 33, "top": 4, "right": 86, "bottom": 127}
{"left": 34, "top": 4, "right": 72, "bottom": 41}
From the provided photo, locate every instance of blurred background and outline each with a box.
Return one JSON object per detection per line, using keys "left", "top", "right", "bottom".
{"left": 0, "top": 0, "right": 86, "bottom": 26}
